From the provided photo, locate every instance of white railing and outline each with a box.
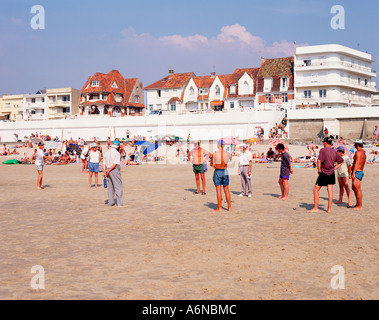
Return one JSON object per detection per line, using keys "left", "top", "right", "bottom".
{"left": 295, "top": 61, "right": 375, "bottom": 74}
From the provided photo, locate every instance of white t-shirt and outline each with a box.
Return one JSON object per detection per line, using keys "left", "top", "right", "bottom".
{"left": 239, "top": 150, "right": 253, "bottom": 166}
{"left": 104, "top": 148, "right": 121, "bottom": 169}
{"left": 88, "top": 150, "right": 100, "bottom": 163}
{"left": 35, "top": 149, "right": 45, "bottom": 166}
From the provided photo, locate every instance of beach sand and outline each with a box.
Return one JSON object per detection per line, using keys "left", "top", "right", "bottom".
{"left": 0, "top": 143, "right": 378, "bottom": 300}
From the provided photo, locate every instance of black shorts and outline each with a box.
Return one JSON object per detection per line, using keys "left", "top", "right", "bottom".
{"left": 316, "top": 172, "right": 336, "bottom": 186}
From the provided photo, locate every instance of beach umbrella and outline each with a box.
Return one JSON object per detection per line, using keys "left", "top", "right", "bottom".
{"left": 44, "top": 141, "right": 62, "bottom": 150}
{"left": 246, "top": 138, "right": 260, "bottom": 144}
{"left": 270, "top": 139, "right": 289, "bottom": 152}
{"left": 143, "top": 143, "right": 159, "bottom": 155}
{"left": 219, "top": 137, "right": 239, "bottom": 145}
{"left": 31, "top": 137, "right": 43, "bottom": 145}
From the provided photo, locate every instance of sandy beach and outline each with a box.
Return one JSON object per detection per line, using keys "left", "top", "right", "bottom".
{"left": 0, "top": 142, "right": 378, "bottom": 300}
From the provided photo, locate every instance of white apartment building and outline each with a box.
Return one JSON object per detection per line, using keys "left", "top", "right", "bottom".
{"left": 294, "top": 44, "right": 377, "bottom": 108}
{"left": 23, "top": 88, "right": 80, "bottom": 121}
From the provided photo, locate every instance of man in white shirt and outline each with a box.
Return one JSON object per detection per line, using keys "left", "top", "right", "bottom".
{"left": 33, "top": 142, "right": 49, "bottom": 189}
{"left": 103, "top": 140, "right": 124, "bottom": 207}
{"left": 238, "top": 143, "right": 252, "bottom": 197}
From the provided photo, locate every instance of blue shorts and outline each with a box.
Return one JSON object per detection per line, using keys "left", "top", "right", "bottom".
{"left": 88, "top": 162, "right": 100, "bottom": 173}
{"left": 354, "top": 171, "right": 364, "bottom": 181}
{"left": 213, "top": 169, "right": 229, "bottom": 187}
{"left": 280, "top": 175, "right": 290, "bottom": 180}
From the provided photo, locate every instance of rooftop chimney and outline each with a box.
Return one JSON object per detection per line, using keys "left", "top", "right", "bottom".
{"left": 169, "top": 69, "right": 174, "bottom": 75}
{"left": 260, "top": 57, "right": 267, "bottom": 65}
{"left": 210, "top": 72, "right": 216, "bottom": 78}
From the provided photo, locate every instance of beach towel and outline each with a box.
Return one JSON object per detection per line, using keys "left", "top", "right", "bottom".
{"left": 2, "top": 159, "right": 22, "bottom": 164}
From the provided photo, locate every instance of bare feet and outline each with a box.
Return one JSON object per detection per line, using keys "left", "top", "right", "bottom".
{"left": 280, "top": 197, "right": 288, "bottom": 201}
{"left": 37, "top": 186, "right": 45, "bottom": 190}
{"left": 352, "top": 206, "right": 363, "bottom": 211}
{"left": 213, "top": 208, "right": 223, "bottom": 212}
{"left": 307, "top": 208, "right": 318, "bottom": 213}
{"left": 335, "top": 200, "right": 343, "bottom": 204}
{"left": 278, "top": 196, "right": 284, "bottom": 200}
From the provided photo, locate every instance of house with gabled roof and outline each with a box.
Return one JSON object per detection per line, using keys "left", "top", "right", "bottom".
{"left": 79, "top": 69, "right": 145, "bottom": 117}
{"left": 182, "top": 73, "right": 216, "bottom": 112}
{"left": 256, "top": 57, "right": 295, "bottom": 109}
{"left": 144, "top": 70, "right": 195, "bottom": 114}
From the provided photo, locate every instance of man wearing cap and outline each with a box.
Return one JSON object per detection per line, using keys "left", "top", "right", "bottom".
{"left": 210, "top": 140, "right": 232, "bottom": 212}
{"left": 308, "top": 137, "right": 344, "bottom": 214}
{"left": 88, "top": 143, "right": 102, "bottom": 188}
{"left": 33, "top": 142, "right": 49, "bottom": 189}
{"left": 351, "top": 139, "right": 366, "bottom": 210}
{"left": 103, "top": 141, "right": 124, "bottom": 207}
{"left": 189, "top": 141, "right": 211, "bottom": 195}
{"left": 238, "top": 143, "right": 252, "bottom": 198}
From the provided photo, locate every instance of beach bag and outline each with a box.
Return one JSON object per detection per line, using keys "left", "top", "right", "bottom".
{"left": 203, "top": 162, "right": 207, "bottom": 172}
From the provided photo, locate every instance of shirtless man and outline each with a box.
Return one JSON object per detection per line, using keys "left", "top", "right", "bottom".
{"left": 307, "top": 144, "right": 318, "bottom": 157}
{"left": 210, "top": 140, "right": 232, "bottom": 212}
{"left": 189, "top": 141, "right": 211, "bottom": 195}
{"left": 351, "top": 140, "right": 366, "bottom": 210}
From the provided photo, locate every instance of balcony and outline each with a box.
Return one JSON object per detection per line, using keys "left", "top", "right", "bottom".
{"left": 295, "top": 61, "right": 376, "bottom": 77}
{"left": 295, "top": 78, "right": 376, "bottom": 92}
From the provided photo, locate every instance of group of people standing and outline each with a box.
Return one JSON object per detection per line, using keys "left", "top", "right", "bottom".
{"left": 187, "top": 137, "right": 367, "bottom": 213}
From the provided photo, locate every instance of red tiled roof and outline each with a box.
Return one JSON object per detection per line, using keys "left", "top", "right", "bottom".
{"left": 258, "top": 57, "right": 294, "bottom": 78}
{"left": 80, "top": 70, "right": 144, "bottom": 108}
{"left": 145, "top": 72, "right": 195, "bottom": 89}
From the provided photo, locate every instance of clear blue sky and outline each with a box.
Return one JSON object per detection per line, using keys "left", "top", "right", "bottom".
{"left": 0, "top": 0, "right": 378, "bottom": 94}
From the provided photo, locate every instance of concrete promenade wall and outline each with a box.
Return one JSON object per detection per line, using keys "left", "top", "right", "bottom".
{"left": 0, "top": 110, "right": 284, "bottom": 142}
{"left": 287, "top": 107, "right": 379, "bottom": 140}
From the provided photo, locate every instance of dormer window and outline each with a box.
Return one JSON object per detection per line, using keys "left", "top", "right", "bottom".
{"left": 135, "top": 95, "right": 140, "bottom": 103}
{"left": 92, "top": 81, "right": 99, "bottom": 87}
{"left": 230, "top": 85, "right": 236, "bottom": 95}
{"left": 264, "top": 78, "right": 272, "bottom": 92}
{"left": 111, "top": 82, "right": 118, "bottom": 89}
{"left": 189, "top": 87, "right": 194, "bottom": 96}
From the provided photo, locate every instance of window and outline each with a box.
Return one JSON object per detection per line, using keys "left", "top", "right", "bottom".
{"left": 135, "top": 95, "right": 140, "bottom": 103}
{"left": 365, "top": 79, "right": 368, "bottom": 86}
{"left": 189, "top": 87, "right": 194, "bottom": 96}
{"left": 281, "top": 77, "right": 288, "bottom": 88}
{"left": 265, "top": 94, "right": 271, "bottom": 103}
{"left": 62, "top": 95, "right": 70, "bottom": 102}
{"left": 282, "top": 93, "right": 288, "bottom": 103}
{"left": 92, "top": 81, "right": 99, "bottom": 87}
{"left": 149, "top": 105, "right": 153, "bottom": 111}
{"left": 170, "top": 104, "right": 176, "bottom": 111}
{"left": 319, "top": 90, "right": 327, "bottom": 98}
{"left": 199, "top": 89, "right": 203, "bottom": 95}
{"left": 230, "top": 85, "right": 236, "bottom": 95}
{"left": 42, "top": 98, "right": 45, "bottom": 103}
{"left": 62, "top": 108, "right": 70, "bottom": 113}
{"left": 304, "top": 59, "right": 311, "bottom": 66}
{"left": 215, "top": 86, "right": 220, "bottom": 96}
{"left": 111, "top": 82, "right": 118, "bottom": 89}
{"left": 5, "top": 103, "right": 10, "bottom": 109}
{"left": 204, "top": 88, "right": 209, "bottom": 94}
{"left": 50, "top": 96, "right": 56, "bottom": 102}
{"left": 311, "top": 74, "right": 318, "bottom": 82}
{"left": 304, "top": 90, "right": 312, "bottom": 98}
{"left": 264, "top": 78, "right": 272, "bottom": 92}
{"left": 32, "top": 98, "right": 36, "bottom": 103}
{"left": 157, "top": 90, "right": 161, "bottom": 97}
{"left": 103, "top": 94, "right": 108, "bottom": 100}
{"left": 230, "top": 102, "right": 235, "bottom": 109}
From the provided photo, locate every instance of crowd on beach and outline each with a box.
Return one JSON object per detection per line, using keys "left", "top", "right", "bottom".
{"left": 2, "top": 125, "right": 379, "bottom": 213}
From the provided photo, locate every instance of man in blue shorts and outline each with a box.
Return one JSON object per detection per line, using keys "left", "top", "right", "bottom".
{"left": 210, "top": 140, "right": 232, "bottom": 212}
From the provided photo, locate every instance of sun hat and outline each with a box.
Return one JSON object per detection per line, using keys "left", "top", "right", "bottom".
{"left": 91, "top": 143, "right": 97, "bottom": 148}
{"left": 336, "top": 146, "right": 345, "bottom": 152}
{"left": 111, "top": 140, "right": 120, "bottom": 148}
{"left": 353, "top": 139, "right": 363, "bottom": 146}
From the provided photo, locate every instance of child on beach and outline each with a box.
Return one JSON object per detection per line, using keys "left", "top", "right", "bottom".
{"left": 276, "top": 143, "right": 293, "bottom": 201}
{"left": 335, "top": 146, "right": 353, "bottom": 207}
